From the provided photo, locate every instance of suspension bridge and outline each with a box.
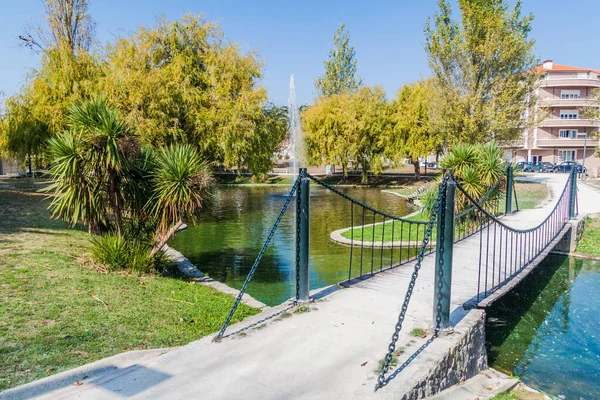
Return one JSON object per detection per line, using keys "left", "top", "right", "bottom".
{"left": 4, "top": 167, "right": 584, "bottom": 400}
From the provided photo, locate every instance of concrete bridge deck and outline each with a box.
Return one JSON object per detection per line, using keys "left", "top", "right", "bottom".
{"left": 4, "top": 173, "right": 598, "bottom": 400}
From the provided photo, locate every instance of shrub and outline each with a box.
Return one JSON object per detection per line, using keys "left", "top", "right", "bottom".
{"left": 91, "top": 234, "right": 154, "bottom": 273}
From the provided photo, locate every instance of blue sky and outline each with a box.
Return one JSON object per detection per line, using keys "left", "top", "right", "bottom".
{"left": 1, "top": 0, "right": 600, "bottom": 106}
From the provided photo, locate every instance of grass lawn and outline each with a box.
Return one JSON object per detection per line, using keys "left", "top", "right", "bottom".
{"left": 0, "top": 186, "right": 259, "bottom": 390}
{"left": 514, "top": 182, "right": 548, "bottom": 210}
{"left": 341, "top": 211, "right": 434, "bottom": 243}
{"left": 490, "top": 387, "right": 545, "bottom": 400}
{"left": 576, "top": 216, "right": 600, "bottom": 256}
{"left": 340, "top": 182, "right": 549, "bottom": 243}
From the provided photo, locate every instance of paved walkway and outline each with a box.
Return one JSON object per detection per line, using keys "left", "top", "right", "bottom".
{"left": 3, "top": 173, "right": 591, "bottom": 400}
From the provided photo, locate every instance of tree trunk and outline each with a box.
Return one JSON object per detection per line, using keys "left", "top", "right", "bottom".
{"left": 412, "top": 158, "right": 421, "bottom": 180}
{"left": 108, "top": 170, "right": 123, "bottom": 237}
{"left": 151, "top": 218, "right": 184, "bottom": 257}
{"left": 27, "top": 153, "right": 32, "bottom": 175}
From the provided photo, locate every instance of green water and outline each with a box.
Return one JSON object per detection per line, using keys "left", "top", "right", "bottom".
{"left": 169, "top": 185, "right": 416, "bottom": 306}
{"left": 486, "top": 255, "right": 600, "bottom": 399}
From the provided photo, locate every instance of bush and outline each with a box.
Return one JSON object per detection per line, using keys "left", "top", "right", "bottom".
{"left": 91, "top": 234, "right": 155, "bottom": 273}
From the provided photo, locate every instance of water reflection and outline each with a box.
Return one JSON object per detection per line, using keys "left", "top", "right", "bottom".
{"left": 486, "top": 255, "right": 600, "bottom": 399}
{"left": 170, "top": 185, "right": 415, "bottom": 305}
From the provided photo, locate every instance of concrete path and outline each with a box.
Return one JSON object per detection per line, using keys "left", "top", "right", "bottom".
{"left": 3, "top": 173, "right": 590, "bottom": 400}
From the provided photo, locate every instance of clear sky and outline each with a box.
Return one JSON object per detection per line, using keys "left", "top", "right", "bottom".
{"left": 1, "top": 0, "right": 600, "bottom": 106}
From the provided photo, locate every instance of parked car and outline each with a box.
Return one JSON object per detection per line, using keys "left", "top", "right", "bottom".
{"left": 516, "top": 161, "right": 534, "bottom": 172}
{"left": 553, "top": 161, "right": 586, "bottom": 174}
{"left": 531, "top": 162, "right": 554, "bottom": 172}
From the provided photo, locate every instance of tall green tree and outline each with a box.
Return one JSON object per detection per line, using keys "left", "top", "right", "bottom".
{"left": 303, "top": 86, "right": 390, "bottom": 183}
{"left": 387, "top": 79, "right": 443, "bottom": 180}
{"left": 1, "top": 96, "right": 50, "bottom": 174}
{"left": 101, "top": 15, "right": 270, "bottom": 173}
{"left": 315, "top": 23, "right": 363, "bottom": 98}
{"left": 424, "top": 0, "right": 539, "bottom": 144}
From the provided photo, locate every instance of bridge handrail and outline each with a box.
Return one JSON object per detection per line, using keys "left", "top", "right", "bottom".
{"left": 454, "top": 172, "right": 572, "bottom": 234}
{"left": 306, "top": 173, "right": 430, "bottom": 225}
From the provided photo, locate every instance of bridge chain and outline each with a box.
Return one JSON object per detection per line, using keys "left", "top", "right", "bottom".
{"left": 214, "top": 175, "right": 302, "bottom": 341}
{"left": 375, "top": 174, "right": 448, "bottom": 390}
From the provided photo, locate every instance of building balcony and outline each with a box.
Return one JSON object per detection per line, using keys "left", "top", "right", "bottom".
{"left": 540, "top": 78, "right": 600, "bottom": 88}
{"left": 538, "top": 118, "right": 599, "bottom": 128}
{"left": 536, "top": 137, "right": 599, "bottom": 148}
{"left": 538, "top": 98, "right": 598, "bottom": 107}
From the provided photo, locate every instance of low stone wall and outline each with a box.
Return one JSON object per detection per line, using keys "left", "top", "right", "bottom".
{"left": 554, "top": 214, "right": 586, "bottom": 253}
{"left": 399, "top": 309, "right": 488, "bottom": 400}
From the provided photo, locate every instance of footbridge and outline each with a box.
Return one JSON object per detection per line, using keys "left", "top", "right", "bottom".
{"left": 7, "top": 167, "right": 583, "bottom": 400}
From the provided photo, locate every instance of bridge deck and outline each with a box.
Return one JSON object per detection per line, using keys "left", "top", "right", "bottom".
{"left": 5, "top": 175, "right": 574, "bottom": 400}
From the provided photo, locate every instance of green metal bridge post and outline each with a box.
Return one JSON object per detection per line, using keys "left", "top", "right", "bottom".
{"left": 297, "top": 168, "right": 310, "bottom": 303}
{"left": 505, "top": 164, "right": 513, "bottom": 215}
{"left": 569, "top": 168, "right": 577, "bottom": 219}
{"left": 433, "top": 176, "right": 456, "bottom": 332}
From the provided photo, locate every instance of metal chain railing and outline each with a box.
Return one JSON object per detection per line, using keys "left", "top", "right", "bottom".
{"left": 375, "top": 174, "right": 448, "bottom": 390}
{"left": 214, "top": 176, "right": 301, "bottom": 341}
{"left": 295, "top": 172, "right": 302, "bottom": 301}
{"left": 305, "top": 173, "right": 430, "bottom": 225}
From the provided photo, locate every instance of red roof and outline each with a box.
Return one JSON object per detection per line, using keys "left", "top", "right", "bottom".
{"left": 532, "top": 62, "right": 600, "bottom": 74}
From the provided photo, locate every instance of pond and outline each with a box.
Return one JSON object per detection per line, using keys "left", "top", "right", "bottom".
{"left": 169, "top": 185, "right": 416, "bottom": 306}
{"left": 486, "top": 255, "right": 600, "bottom": 399}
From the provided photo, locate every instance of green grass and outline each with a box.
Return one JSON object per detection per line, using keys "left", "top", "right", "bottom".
{"left": 490, "top": 388, "right": 544, "bottom": 400}
{"left": 577, "top": 216, "right": 600, "bottom": 256}
{"left": 410, "top": 328, "right": 426, "bottom": 337}
{"left": 514, "top": 182, "right": 548, "bottom": 210}
{"left": 340, "top": 182, "right": 549, "bottom": 244}
{"left": 0, "top": 186, "right": 259, "bottom": 390}
{"left": 341, "top": 211, "right": 433, "bottom": 243}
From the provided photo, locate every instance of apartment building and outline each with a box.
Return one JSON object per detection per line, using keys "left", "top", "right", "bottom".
{"left": 507, "top": 60, "right": 600, "bottom": 176}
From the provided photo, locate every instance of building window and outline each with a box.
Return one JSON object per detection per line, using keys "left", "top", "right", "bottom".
{"left": 559, "top": 129, "right": 577, "bottom": 138}
{"left": 560, "top": 110, "right": 579, "bottom": 119}
{"left": 560, "top": 90, "right": 580, "bottom": 99}
{"left": 558, "top": 150, "right": 576, "bottom": 162}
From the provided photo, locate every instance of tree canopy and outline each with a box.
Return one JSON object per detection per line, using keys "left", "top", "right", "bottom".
{"left": 387, "top": 79, "right": 443, "bottom": 179}
{"left": 424, "top": 0, "right": 539, "bottom": 144}
{"left": 303, "top": 86, "right": 390, "bottom": 183}
{"left": 4, "top": 11, "right": 285, "bottom": 178}
{"left": 315, "top": 23, "right": 363, "bottom": 98}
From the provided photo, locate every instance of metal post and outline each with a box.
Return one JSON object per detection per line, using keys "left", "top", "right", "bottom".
{"left": 569, "top": 168, "right": 577, "bottom": 219}
{"left": 505, "top": 164, "right": 513, "bottom": 215}
{"left": 433, "top": 177, "right": 455, "bottom": 332}
{"left": 296, "top": 168, "right": 310, "bottom": 303}
{"left": 582, "top": 133, "right": 588, "bottom": 180}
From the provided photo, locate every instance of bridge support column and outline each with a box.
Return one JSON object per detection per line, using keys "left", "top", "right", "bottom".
{"left": 569, "top": 168, "right": 577, "bottom": 219}
{"left": 505, "top": 164, "right": 513, "bottom": 215}
{"left": 433, "top": 177, "right": 455, "bottom": 332}
{"left": 296, "top": 168, "right": 310, "bottom": 303}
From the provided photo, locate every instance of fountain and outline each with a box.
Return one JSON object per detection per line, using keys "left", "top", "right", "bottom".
{"left": 288, "top": 74, "right": 304, "bottom": 180}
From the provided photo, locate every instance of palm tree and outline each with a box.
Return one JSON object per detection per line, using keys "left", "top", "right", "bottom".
{"left": 422, "top": 141, "right": 506, "bottom": 216}
{"left": 47, "top": 96, "right": 215, "bottom": 265}
{"left": 148, "top": 144, "right": 213, "bottom": 256}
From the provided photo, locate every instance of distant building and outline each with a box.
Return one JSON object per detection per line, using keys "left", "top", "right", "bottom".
{"left": 506, "top": 60, "right": 600, "bottom": 176}
{"left": 0, "top": 158, "right": 23, "bottom": 176}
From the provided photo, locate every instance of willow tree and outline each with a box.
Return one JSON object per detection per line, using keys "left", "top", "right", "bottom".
{"left": 424, "top": 0, "right": 539, "bottom": 144}
{"left": 315, "top": 23, "right": 363, "bottom": 98}
{"left": 1, "top": 96, "right": 50, "bottom": 174}
{"left": 303, "top": 86, "right": 390, "bottom": 183}
{"left": 387, "top": 79, "right": 442, "bottom": 180}
{"left": 101, "top": 15, "right": 270, "bottom": 173}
